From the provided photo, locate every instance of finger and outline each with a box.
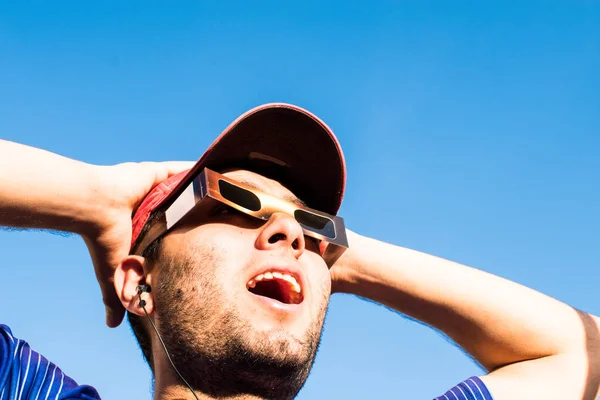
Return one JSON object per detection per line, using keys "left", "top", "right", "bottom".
{"left": 159, "top": 161, "right": 196, "bottom": 176}
{"left": 136, "top": 161, "right": 195, "bottom": 197}
{"left": 106, "top": 306, "right": 125, "bottom": 328}
{"left": 319, "top": 241, "right": 329, "bottom": 256}
{"left": 101, "top": 255, "right": 127, "bottom": 327}
{"left": 102, "top": 286, "right": 126, "bottom": 328}
{"left": 83, "top": 227, "right": 129, "bottom": 328}
{"left": 139, "top": 161, "right": 195, "bottom": 186}
{"left": 97, "top": 252, "right": 127, "bottom": 327}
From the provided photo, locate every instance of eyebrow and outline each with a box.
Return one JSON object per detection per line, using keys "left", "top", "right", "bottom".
{"left": 239, "top": 180, "right": 307, "bottom": 208}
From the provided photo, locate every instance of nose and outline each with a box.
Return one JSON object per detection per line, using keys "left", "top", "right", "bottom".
{"left": 255, "top": 212, "right": 305, "bottom": 260}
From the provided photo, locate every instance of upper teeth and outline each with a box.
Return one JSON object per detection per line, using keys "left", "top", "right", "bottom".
{"left": 247, "top": 271, "right": 301, "bottom": 293}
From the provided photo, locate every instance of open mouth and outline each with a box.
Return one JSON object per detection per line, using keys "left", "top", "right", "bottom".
{"left": 246, "top": 271, "right": 304, "bottom": 305}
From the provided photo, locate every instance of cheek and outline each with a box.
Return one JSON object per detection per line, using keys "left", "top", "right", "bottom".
{"left": 168, "top": 226, "right": 249, "bottom": 277}
{"left": 181, "top": 225, "right": 252, "bottom": 261}
{"left": 301, "top": 253, "right": 331, "bottom": 297}
{"left": 187, "top": 228, "right": 254, "bottom": 283}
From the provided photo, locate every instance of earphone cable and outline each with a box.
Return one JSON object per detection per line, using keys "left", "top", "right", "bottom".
{"left": 139, "top": 293, "right": 199, "bottom": 400}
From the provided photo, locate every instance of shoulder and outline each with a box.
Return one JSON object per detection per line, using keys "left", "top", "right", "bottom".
{"left": 0, "top": 324, "right": 102, "bottom": 400}
{"left": 0, "top": 324, "right": 17, "bottom": 371}
{"left": 434, "top": 376, "right": 494, "bottom": 400}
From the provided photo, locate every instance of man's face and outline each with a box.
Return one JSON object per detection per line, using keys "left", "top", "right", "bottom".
{"left": 151, "top": 169, "right": 331, "bottom": 399}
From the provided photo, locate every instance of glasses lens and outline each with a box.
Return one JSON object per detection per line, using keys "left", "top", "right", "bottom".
{"left": 218, "top": 180, "right": 261, "bottom": 211}
{"left": 294, "top": 209, "right": 336, "bottom": 239}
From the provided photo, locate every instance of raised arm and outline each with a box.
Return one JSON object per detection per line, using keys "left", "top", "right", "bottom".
{"left": 0, "top": 139, "right": 104, "bottom": 232}
{"left": 331, "top": 231, "right": 600, "bottom": 400}
{"left": 0, "top": 139, "right": 192, "bottom": 327}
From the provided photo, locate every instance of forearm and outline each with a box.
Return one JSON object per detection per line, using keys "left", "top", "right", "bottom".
{"left": 336, "top": 233, "right": 597, "bottom": 371}
{"left": 0, "top": 139, "right": 103, "bottom": 235}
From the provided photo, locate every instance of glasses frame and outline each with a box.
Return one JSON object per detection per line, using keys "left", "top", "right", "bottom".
{"left": 133, "top": 168, "right": 348, "bottom": 266}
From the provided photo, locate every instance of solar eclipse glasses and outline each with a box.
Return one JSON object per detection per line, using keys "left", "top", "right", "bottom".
{"left": 134, "top": 168, "right": 348, "bottom": 266}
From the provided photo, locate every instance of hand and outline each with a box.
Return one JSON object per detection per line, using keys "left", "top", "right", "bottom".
{"left": 82, "top": 161, "right": 193, "bottom": 328}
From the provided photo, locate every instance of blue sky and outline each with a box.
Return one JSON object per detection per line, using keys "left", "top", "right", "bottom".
{"left": 1, "top": 1, "right": 599, "bottom": 399}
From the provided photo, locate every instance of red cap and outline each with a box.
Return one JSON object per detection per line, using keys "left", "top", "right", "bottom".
{"left": 131, "top": 103, "right": 346, "bottom": 252}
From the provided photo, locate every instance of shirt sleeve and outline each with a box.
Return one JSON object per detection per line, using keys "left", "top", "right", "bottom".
{"left": 433, "top": 376, "right": 494, "bottom": 400}
{"left": 0, "top": 324, "right": 101, "bottom": 400}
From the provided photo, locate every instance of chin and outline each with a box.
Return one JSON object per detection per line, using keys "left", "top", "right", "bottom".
{"left": 249, "top": 327, "right": 314, "bottom": 363}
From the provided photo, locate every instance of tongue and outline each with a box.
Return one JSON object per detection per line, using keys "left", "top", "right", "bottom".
{"left": 249, "top": 280, "right": 289, "bottom": 303}
{"left": 249, "top": 279, "right": 303, "bottom": 304}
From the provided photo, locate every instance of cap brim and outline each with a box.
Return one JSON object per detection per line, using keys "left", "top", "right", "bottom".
{"left": 156, "top": 103, "right": 346, "bottom": 215}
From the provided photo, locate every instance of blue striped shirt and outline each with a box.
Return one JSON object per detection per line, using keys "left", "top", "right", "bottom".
{"left": 434, "top": 376, "right": 493, "bottom": 400}
{"left": 1, "top": 324, "right": 494, "bottom": 399}
{"left": 0, "top": 325, "right": 100, "bottom": 400}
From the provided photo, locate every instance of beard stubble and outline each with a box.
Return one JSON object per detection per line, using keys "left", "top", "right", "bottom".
{"left": 153, "top": 244, "right": 328, "bottom": 400}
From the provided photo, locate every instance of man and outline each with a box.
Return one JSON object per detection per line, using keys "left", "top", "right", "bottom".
{"left": 0, "top": 103, "right": 598, "bottom": 400}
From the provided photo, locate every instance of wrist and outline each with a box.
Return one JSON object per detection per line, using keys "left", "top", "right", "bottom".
{"left": 330, "top": 232, "right": 379, "bottom": 295}
{"left": 74, "top": 164, "right": 120, "bottom": 239}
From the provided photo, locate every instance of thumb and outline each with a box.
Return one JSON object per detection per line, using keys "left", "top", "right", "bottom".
{"left": 103, "top": 292, "right": 126, "bottom": 328}
{"left": 83, "top": 234, "right": 128, "bottom": 328}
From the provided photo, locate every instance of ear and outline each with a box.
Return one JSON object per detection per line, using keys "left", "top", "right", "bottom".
{"left": 114, "top": 255, "right": 155, "bottom": 317}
